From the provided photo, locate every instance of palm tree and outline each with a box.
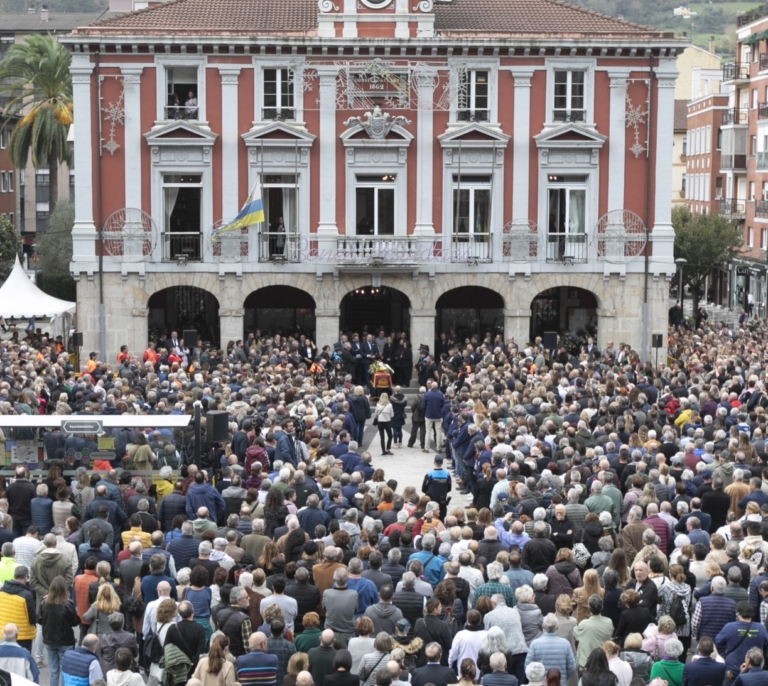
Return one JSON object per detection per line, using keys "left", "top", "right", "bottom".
{"left": 0, "top": 34, "right": 72, "bottom": 213}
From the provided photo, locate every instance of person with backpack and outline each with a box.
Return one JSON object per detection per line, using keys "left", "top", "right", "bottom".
{"left": 657, "top": 564, "right": 692, "bottom": 658}
{"left": 145, "top": 598, "right": 177, "bottom": 686}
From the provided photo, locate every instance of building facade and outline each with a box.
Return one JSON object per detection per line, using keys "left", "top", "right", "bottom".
{"left": 63, "top": 0, "right": 684, "bottom": 359}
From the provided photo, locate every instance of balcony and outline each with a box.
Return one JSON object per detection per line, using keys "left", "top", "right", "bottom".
{"left": 163, "top": 232, "right": 202, "bottom": 262}
{"left": 336, "top": 236, "right": 431, "bottom": 265}
{"left": 457, "top": 109, "right": 489, "bottom": 123}
{"left": 719, "top": 198, "right": 746, "bottom": 217}
{"left": 546, "top": 232, "right": 588, "bottom": 263}
{"left": 756, "top": 200, "right": 768, "bottom": 217}
{"left": 163, "top": 105, "right": 199, "bottom": 121}
{"left": 450, "top": 233, "right": 492, "bottom": 263}
{"left": 262, "top": 108, "right": 296, "bottom": 122}
{"left": 722, "top": 63, "right": 750, "bottom": 82}
{"left": 722, "top": 108, "right": 749, "bottom": 125}
{"left": 553, "top": 109, "right": 586, "bottom": 123}
{"left": 738, "top": 5, "right": 768, "bottom": 27}
{"left": 258, "top": 231, "right": 301, "bottom": 262}
{"left": 721, "top": 153, "right": 748, "bottom": 170}
{"left": 760, "top": 103, "right": 768, "bottom": 120}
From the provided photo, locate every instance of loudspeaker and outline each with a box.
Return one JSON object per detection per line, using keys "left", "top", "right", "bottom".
{"left": 206, "top": 410, "right": 229, "bottom": 443}
{"left": 183, "top": 329, "right": 198, "bottom": 348}
{"left": 652, "top": 334, "right": 663, "bottom": 349}
{"left": 543, "top": 331, "right": 558, "bottom": 350}
{"left": 72, "top": 332, "right": 83, "bottom": 347}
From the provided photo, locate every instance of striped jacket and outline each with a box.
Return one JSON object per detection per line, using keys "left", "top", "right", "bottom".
{"left": 236, "top": 650, "right": 279, "bottom": 686}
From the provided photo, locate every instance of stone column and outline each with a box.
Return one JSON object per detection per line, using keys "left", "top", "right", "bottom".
{"left": 71, "top": 55, "right": 96, "bottom": 261}
{"left": 414, "top": 68, "right": 437, "bottom": 236}
{"left": 220, "top": 308, "right": 245, "bottom": 343}
{"left": 121, "top": 67, "right": 144, "bottom": 211}
{"left": 608, "top": 72, "right": 628, "bottom": 213}
{"left": 511, "top": 70, "right": 534, "bottom": 219}
{"left": 316, "top": 66, "right": 339, "bottom": 258}
{"left": 130, "top": 307, "right": 150, "bottom": 359}
{"left": 652, "top": 61, "right": 679, "bottom": 262}
{"left": 504, "top": 308, "right": 531, "bottom": 347}
{"left": 218, "top": 67, "right": 242, "bottom": 220}
{"left": 316, "top": 308, "right": 340, "bottom": 349}
{"left": 596, "top": 307, "right": 618, "bottom": 353}
{"left": 410, "top": 309, "right": 436, "bottom": 351}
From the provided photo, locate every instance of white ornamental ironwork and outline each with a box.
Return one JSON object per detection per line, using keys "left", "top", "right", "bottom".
{"left": 100, "top": 75, "right": 125, "bottom": 156}
{"left": 595, "top": 209, "right": 647, "bottom": 262}
{"left": 502, "top": 219, "right": 539, "bottom": 261}
{"left": 102, "top": 208, "right": 156, "bottom": 261}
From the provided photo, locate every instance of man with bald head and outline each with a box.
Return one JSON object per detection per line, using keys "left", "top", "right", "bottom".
{"left": 237, "top": 631, "right": 278, "bottom": 686}
{"left": 308, "top": 629, "right": 337, "bottom": 686}
{"left": 142, "top": 580, "right": 174, "bottom": 639}
{"left": 118, "top": 540, "right": 144, "bottom": 594}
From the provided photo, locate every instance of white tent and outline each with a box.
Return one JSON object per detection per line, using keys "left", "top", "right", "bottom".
{"left": 0, "top": 255, "right": 75, "bottom": 318}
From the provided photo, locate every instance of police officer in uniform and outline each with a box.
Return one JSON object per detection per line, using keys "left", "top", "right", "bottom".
{"left": 422, "top": 455, "right": 452, "bottom": 519}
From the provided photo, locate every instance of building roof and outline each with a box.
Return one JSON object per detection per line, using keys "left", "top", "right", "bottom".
{"left": 75, "top": 0, "right": 663, "bottom": 37}
{"left": 1, "top": 10, "right": 111, "bottom": 33}
{"left": 674, "top": 99, "right": 689, "bottom": 130}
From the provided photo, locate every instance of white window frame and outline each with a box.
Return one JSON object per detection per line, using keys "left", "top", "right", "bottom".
{"left": 451, "top": 175, "right": 492, "bottom": 236}
{"left": 762, "top": 228, "right": 767, "bottom": 250}
{"left": 0, "top": 128, "right": 6, "bottom": 149}
{"left": 253, "top": 58, "right": 304, "bottom": 124}
{"left": 456, "top": 69, "right": 490, "bottom": 123}
{"left": 449, "top": 59, "right": 498, "bottom": 125}
{"left": 706, "top": 126, "right": 712, "bottom": 153}
{"left": 546, "top": 58, "right": 595, "bottom": 126}
{"left": 154, "top": 55, "right": 207, "bottom": 123}
{"left": 7, "top": 171, "right": 12, "bottom": 193}
{"left": 161, "top": 174, "right": 204, "bottom": 260}
{"left": 748, "top": 225, "right": 754, "bottom": 247}
{"left": 0, "top": 172, "right": 5, "bottom": 193}
{"left": 354, "top": 175, "right": 397, "bottom": 236}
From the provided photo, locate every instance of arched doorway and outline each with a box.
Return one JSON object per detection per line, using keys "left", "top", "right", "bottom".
{"left": 244, "top": 286, "right": 316, "bottom": 338}
{"left": 530, "top": 286, "right": 598, "bottom": 349}
{"left": 340, "top": 286, "right": 411, "bottom": 336}
{"left": 436, "top": 287, "right": 504, "bottom": 345}
{"left": 148, "top": 286, "right": 220, "bottom": 345}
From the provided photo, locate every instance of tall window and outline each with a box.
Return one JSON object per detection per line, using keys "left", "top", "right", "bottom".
{"left": 263, "top": 69, "right": 295, "bottom": 121}
{"left": 553, "top": 71, "right": 585, "bottom": 122}
{"left": 355, "top": 175, "right": 395, "bottom": 236}
{"left": 165, "top": 67, "right": 199, "bottom": 120}
{"left": 547, "top": 175, "right": 586, "bottom": 260}
{"left": 452, "top": 175, "right": 490, "bottom": 239}
{"left": 261, "top": 174, "right": 298, "bottom": 259}
{"left": 163, "top": 174, "right": 202, "bottom": 261}
{"left": 762, "top": 228, "right": 767, "bottom": 250}
{"left": 681, "top": 175, "right": 687, "bottom": 197}
{"left": 748, "top": 226, "right": 754, "bottom": 248}
{"left": 7, "top": 171, "right": 12, "bottom": 193}
{"left": 716, "top": 177, "right": 723, "bottom": 199}
{"left": 0, "top": 173, "right": 5, "bottom": 193}
{"left": 457, "top": 70, "right": 489, "bottom": 122}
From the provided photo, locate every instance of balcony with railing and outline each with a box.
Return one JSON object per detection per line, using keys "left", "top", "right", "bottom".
{"left": 722, "top": 63, "right": 750, "bottom": 82}
{"left": 756, "top": 200, "right": 768, "bottom": 217}
{"left": 262, "top": 108, "right": 296, "bottom": 122}
{"left": 761, "top": 53, "right": 768, "bottom": 71}
{"left": 722, "top": 108, "right": 749, "bottom": 125}
{"left": 457, "top": 109, "right": 490, "bottom": 123}
{"left": 258, "top": 231, "right": 301, "bottom": 262}
{"left": 163, "top": 105, "right": 199, "bottom": 121}
{"left": 760, "top": 103, "right": 768, "bottom": 120}
{"left": 758, "top": 152, "right": 768, "bottom": 170}
{"left": 738, "top": 4, "right": 768, "bottom": 27}
{"left": 336, "top": 236, "right": 430, "bottom": 264}
{"left": 450, "top": 233, "right": 493, "bottom": 262}
{"left": 553, "top": 109, "right": 586, "bottom": 123}
{"left": 721, "top": 153, "right": 748, "bottom": 170}
{"left": 163, "top": 232, "right": 203, "bottom": 262}
{"left": 546, "top": 232, "right": 588, "bottom": 263}
{"left": 719, "top": 198, "right": 747, "bottom": 217}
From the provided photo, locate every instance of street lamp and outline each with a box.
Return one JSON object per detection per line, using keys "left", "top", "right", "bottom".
{"left": 675, "top": 257, "right": 688, "bottom": 318}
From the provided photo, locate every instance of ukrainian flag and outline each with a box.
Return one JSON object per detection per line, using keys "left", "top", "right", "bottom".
{"left": 213, "top": 183, "right": 265, "bottom": 239}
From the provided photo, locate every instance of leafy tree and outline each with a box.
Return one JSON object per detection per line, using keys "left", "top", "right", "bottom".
{"left": 0, "top": 34, "right": 72, "bottom": 212}
{"left": 35, "top": 199, "right": 75, "bottom": 299}
{"left": 672, "top": 205, "right": 743, "bottom": 314}
{"left": 0, "top": 216, "right": 22, "bottom": 283}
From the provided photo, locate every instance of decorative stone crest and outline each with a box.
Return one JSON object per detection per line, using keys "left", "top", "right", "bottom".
{"left": 343, "top": 105, "right": 411, "bottom": 139}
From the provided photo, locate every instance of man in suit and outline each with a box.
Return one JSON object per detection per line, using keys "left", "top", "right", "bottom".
{"left": 682, "top": 636, "right": 726, "bottom": 686}
{"left": 361, "top": 334, "right": 377, "bottom": 386}
{"left": 411, "top": 643, "right": 455, "bottom": 686}
{"left": 166, "top": 330, "right": 180, "bottom": 351}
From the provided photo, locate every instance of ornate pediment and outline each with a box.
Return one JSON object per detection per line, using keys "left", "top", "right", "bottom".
{"left": 343, "top": 105, "right": 412, "bottom": 140}
{"left": 533, "top": 122, "right": 607, "bottom": 149}
{"left": 438, "top": 122, "right": 510, "bottom": 148}
{"left": 242, "top": 121, "right": 317, "bottom": 147}
{"left": 143, "top": 121, "right": 218, "bottom": 147}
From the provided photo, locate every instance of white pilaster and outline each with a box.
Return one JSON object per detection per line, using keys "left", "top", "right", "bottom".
{"left": 71, "top": 55, "right": 96, "bottom": 261}
{"left": 608, "top": 73, "right": 628, "bottom": 213}
{"left": 219, "top": 67, "right": 242, "bottom": 220}
{"left": 410, "top": 310, "right": 436, "bottom": 351}
{"left": 652, "top": 61, "right": 679, "bottom": 263}
{"left": 414, "top": 69, "right": 436, "bottom": 236}
{"left": 316, "top": 308, "right": 341, "bottom": 349}
{"left": 317, "top": 66, "right": 339, "bottom": 238}
{"left": 342, "top": 0, "right": 357, "bottom": 38}
{"left": 512, "top": 70, "right": 533, "bottom": 219}
{"left": 121, "top": 67, "right": 144, "bottom": 211}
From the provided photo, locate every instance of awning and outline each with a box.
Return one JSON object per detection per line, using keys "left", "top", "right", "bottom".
{"left": 0, "top": 255, "right": 75, "bottom": 318}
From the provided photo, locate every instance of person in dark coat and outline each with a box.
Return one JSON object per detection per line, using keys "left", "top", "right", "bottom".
{"left": 614, "top": 589, "right": 655, "bottom": 647}
{"left": 411, "top": 643, "right": 456, "bottom": 686}
{"left": 682, "top": 636, "right": 726, "bottom": 686}
{"left": 413, "top": 598, "right": 453, "bottom": 666}
{"left": 521, "top": 522, "right": 557, "bottom": 574}
{"left": 308, "top": 629, "right": 338, "bottom": 686}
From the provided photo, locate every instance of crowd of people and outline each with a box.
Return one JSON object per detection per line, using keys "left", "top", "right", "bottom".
{"left": 1, "top": 318, "right": 768, "bottom": 686}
